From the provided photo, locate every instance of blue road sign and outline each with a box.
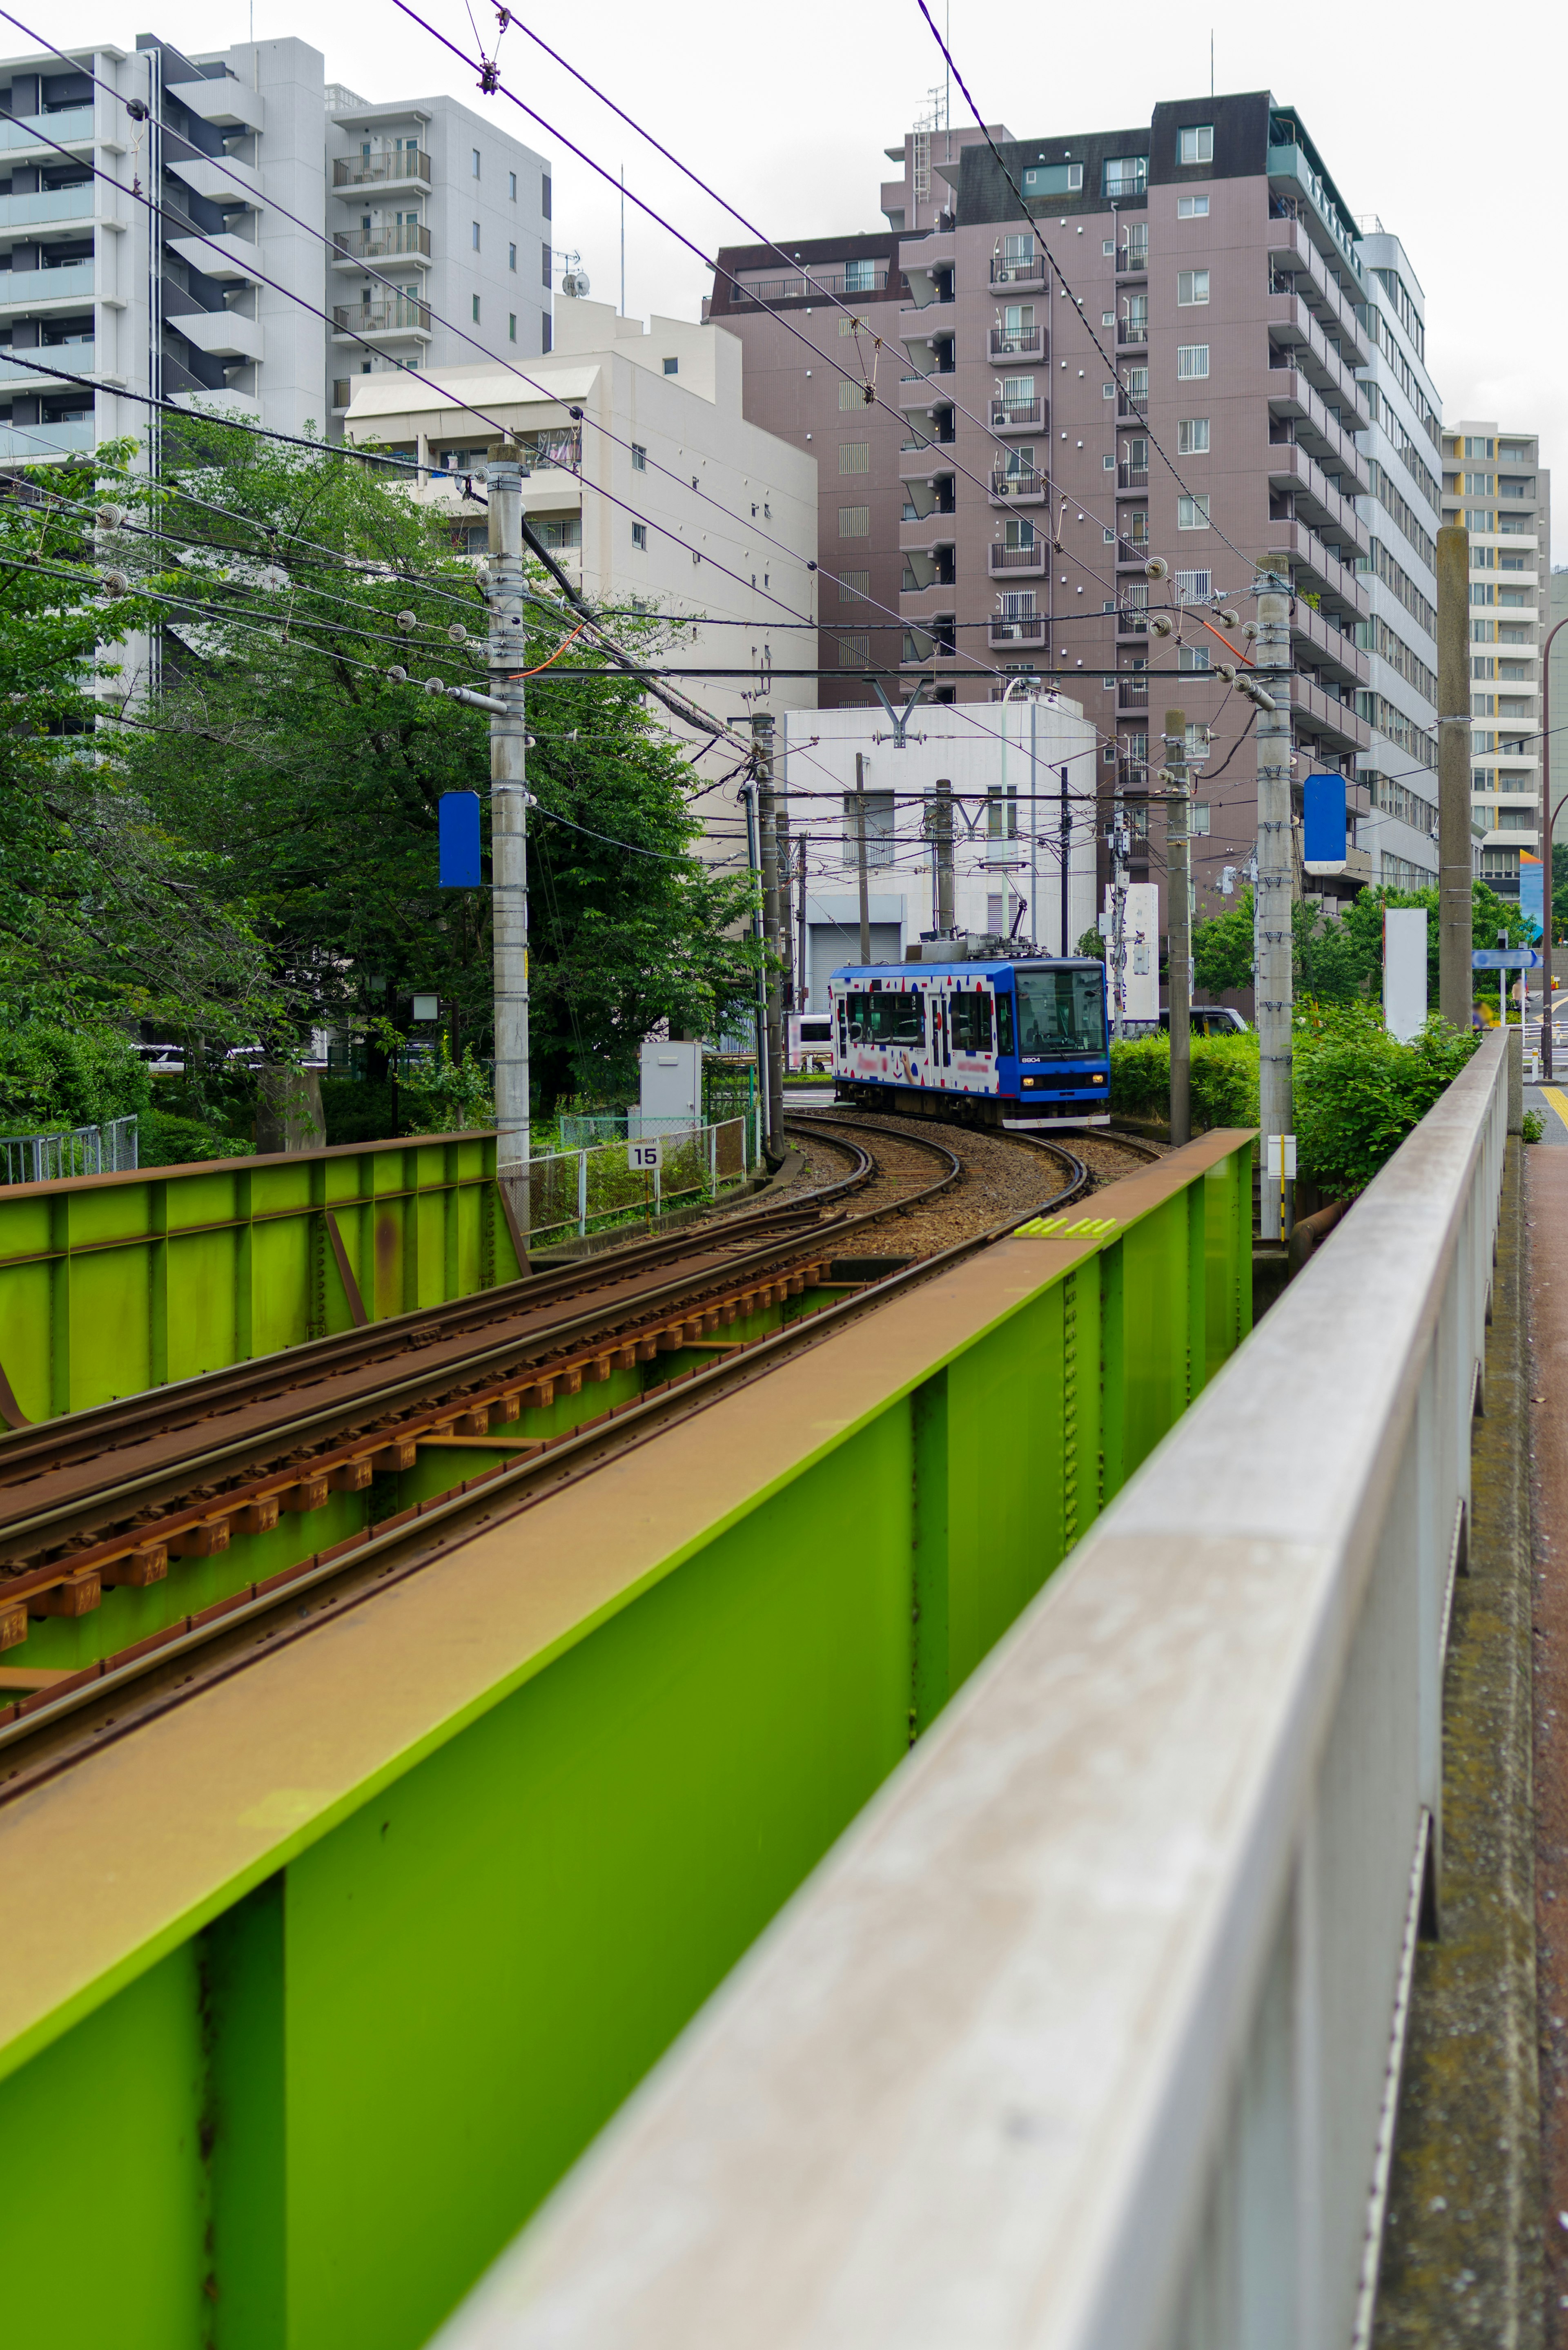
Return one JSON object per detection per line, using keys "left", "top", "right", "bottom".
{"left": 1302, "top": 772, "right": 1346, "bottom": 864}
{"left": 438, "top": 791, "right": 482, "bottom": 887}
{"left": 1471, "top": 948, "right": 1542, "bottom": 970}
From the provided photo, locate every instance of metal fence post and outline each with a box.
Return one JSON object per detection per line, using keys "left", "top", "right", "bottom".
{"left": 577, "top": 1150, "right": 588, "bottom": 1238}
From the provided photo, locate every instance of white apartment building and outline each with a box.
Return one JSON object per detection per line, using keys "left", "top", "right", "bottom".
{"left": 1441, "top": 419, "right": 1552, "bottom": 901}
{"left": 767, "top": 699, "right": 1100, "bottom": 1008}
{"left": 0, "top": 36, "right": 550, "bottom": 463}
{"left": 342, "top": 295, "right": 818, "bottom": 811}
{"left": 1353, "top": 231, "right": 1444, "bottom": 890}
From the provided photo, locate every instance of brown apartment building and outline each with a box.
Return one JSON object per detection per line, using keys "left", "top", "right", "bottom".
{"left": 714, "top": 93, "right": 1442, "bottom": 932}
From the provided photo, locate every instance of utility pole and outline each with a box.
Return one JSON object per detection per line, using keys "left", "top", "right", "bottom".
{"left": 753, "top": 713, "right": 785, "bottom": 1156}
{"left": 743, "top": 776, "right": 768, "bottom": 1152}
{"left": 1108, "top": 797, "right": 1130, "bottom": 1039}
{"left": 1541, "top": 615, "right": 1568, "bottom": 1079}
{"left": 1058, "top": 762, "right": 1071, "bottom": 957}
{"left": 932, "top": 775, "right": 955, "bottom": 932}
{"left": 854, "top": 750, "right": 871, "bottom": 962}
{"left": 487, "top": 450, "right": 529, "bottom": 1236}
{"left": 797, "top": 834, "right": 808, "bottom": 1015}
{"left": 1165, "top": 710, "right": 1191, "bottom": 1147}
{"left": 1254, "top": 570, "right": 1294, "bottom": 1239}
{"left": 1437, "top": 523, "right": 1472, "bottom": 1032}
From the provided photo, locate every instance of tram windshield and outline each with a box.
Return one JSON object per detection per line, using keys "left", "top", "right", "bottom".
{"left": 1015, "top": 967, "right": 1105, "bottom": 1055}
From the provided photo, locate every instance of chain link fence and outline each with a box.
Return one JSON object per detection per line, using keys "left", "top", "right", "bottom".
{"left": 525, "top": 1116, "right": 754, "bottom": 1246}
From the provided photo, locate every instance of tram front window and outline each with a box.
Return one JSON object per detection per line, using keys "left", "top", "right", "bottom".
{"left": 1015, "top": 968, "right": 1104, "bottom": 1055}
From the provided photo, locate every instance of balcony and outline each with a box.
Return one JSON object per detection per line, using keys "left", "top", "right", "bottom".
{"left": 1267, "top": 219, "right": 1368, "bottom": 366}
{"left": 1117, "top": 678, "right": 1149, "bottom": 712}
{"left": 1115, "top": 535, "right": 1151, "bottom": 566}
{"left": 0, "top": 182, "right": 93, "bottom": 234}
{"left": 0, "top": 259, "right": 94, "bottom": 306}
{"left": 989, "top": 542, "right": 1046, "bottom": 576}
{"left": 0, "top": 337, "right": 91, "bottom": 386}
{"left": 1116, "top": 314, "right": 1149, "bottom": 348}
{"left": 1116, "top": 388, "right": 1149, "bottom": 420}
{"left": 1266, "top": 147, "right": 1364, "bottom": 295}
{"left": 332, "top": 297, "right": 432, "bottom": 341}
{"left": 989, "top": 615, "right": 1046, "bottom": 646}
{"left": 1267, "top": 442, "right": 1370, "bottom": 558}
{"left": 0, "top": 106, "right": 93, "bottom": 154}
{"left": 990, "top": 397, "right": 1045, "bottom": 432}
{"left": 334, "top": 150, "right": 432, "bottom": 193}
{"left": 1291, "top": 598, "right": 1369, "bottom": 691}
{"left": 898, "top": 368, "right": 953, "bottom": 408}
{"left": 991, "top": 253, "right": 1045, "bottom": 290}
{"left": 1117, "top": 464, "right": 1149, "bottom": 491}
{"left": 1266, "top": 367, "right": 1371, "bottom": 495}
{"left": 1272, "top": 518, "right": 1370, "bottom": 622}
{"left": 1116, "top": 240, "right": 1149, "bottom": 279}
{"left": 331, "top": 224, "right": 432, "bottom": 266}
{"left": 1267, "top": 292, "right": 1370, "bottom": 431}
{"left": 1290, "top": 672, "right": 1371, "bottom": 757}
{"left": 0, "top": 416, "right": 92, "bottom": 461}
{"left": 1116, "top": 604, "right": 1149, "bottom": 638}
{"left": 899, "top": 433, "right": 955, "bottom": 476}
{"left": 989, "top": 326, "right": 1045, "bottom": 361}
{"left": 989, "top": 466, "right": 1046, "bottom": 504}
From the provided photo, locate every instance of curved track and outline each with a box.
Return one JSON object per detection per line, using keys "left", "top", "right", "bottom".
{"left": 0, "top": 1115, "right": 1092, "bottom": 1793}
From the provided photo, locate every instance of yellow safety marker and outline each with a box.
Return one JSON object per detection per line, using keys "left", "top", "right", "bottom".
{"left": 1014, "top": 1213, "right": 1121, "bottom": 1240}
{"left": 1543, "top": 1087, "right": 1568, "bottom": 1137}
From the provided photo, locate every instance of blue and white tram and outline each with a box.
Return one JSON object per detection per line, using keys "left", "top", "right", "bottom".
{"left": 828, "top": 954, "right": 1110, "bottom": 1128}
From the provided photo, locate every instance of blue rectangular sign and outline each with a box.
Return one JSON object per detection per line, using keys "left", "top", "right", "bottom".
{"left": 1472, "top": 948, "right": 1542, "bottom": 970}
{"left": 438, "top": 790, "right": 482, "bottom": 887}
{"left": 1302, "top": 772, "right": 1347, "bottom": 864}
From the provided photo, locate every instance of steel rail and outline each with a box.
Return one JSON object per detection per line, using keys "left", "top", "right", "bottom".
{"left": 0, "top": 1127, "right": 1090, "bottom": 1797}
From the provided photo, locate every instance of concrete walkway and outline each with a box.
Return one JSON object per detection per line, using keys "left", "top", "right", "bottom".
{"left": 1532, "top": 1142, "right": 1568, "bottom": 2340}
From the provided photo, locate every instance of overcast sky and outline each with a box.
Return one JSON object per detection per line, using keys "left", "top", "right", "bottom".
{"left": 35, "top": 0, "right": 1564, "bottom": 558}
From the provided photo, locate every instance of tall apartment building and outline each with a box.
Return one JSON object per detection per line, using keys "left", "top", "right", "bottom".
{"left": 716, "top": 93, "right": 1439, "bottom": 934}
{"left": 343, "top": 294, "right": 818, "bottom": 812}
{"left": 1440, "top": 421, "right": 1552, "bottom": 900}
{"left": 0, "top": 36, "right": 550, "bottom": 464}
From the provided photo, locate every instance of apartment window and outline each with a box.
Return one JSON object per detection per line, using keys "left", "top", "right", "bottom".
{"left": 472, "top": 221, "right": 481, "bottom": 251}
{"left": 508, "top": 242, "right": 517, "bottom": 272}
{"left": 1176, "top": 345, "right": 1209, "bottom": 378}
{"left": 631, "top": 522, "right": 647, "bottom": 550}
{"left": 663, "top": 356, "right": 679, "bottom": 375}
{"left": 541, "top": 175, "right": 551, "bottom": 219}
{"left": 1464, "top": 436, "right": 1493, "bottom": 458}
{"left": 472, "top": 147, "right": 481, "bottom": 178}
{"left": 838, "top": 378, "right": 864, "bottom": 410}
{"left": 537, "top": 517, "right": 581, "bottom": 551}
{"left": 839, "top": 441, "right": 870, "bottom": 474}
{"left": 542, "top": 241, "right": 551, "bottom": 287}
{"left": 631, "top": 442, "right": 646, "bottom": 470}
{"left": 839, "top": 505, "right": 871, "bottom": 537}
{"left": 1102, "top": 156, "right": 1148, "bottom": 197}
{"left": 1021, "top": 162, "right": 1082, "bottom": 197}
{"left": 839, "top": 570, "right": 870, "bottom": 601}
{"left": 844, "top": 256, "right": 876, "bottom": 292}
{"left": 1001, "top": 232, "right": 1035, "bottom": 268}
{"left": 508, "top": 313, "right": 516, "bottom": 343}
{"left": 1185, "top": 723, "right": 1212, "bottom": 760}
{"left": 1190, "top": 801, "right": 1212, "bottom": 834}
{"left": 1177, "top": 125, "right": 1214, "bottom": 165}
{"left": 1178, "top": 645, "right": 1211, "bottom": 670}
{"left": 1175, "top": 569, "right": 1212, "bottom": 602}
{"left": 1102, "top": 381, "right": 1116, "bottom": 398}
{"left": 472, "top": 294, "right": 481, "bottom": 323}
{"left": 1464, "top": 472, "right": 1493, "bottom": 495}
{"left": 1001, "top": 375, "right": 1036, "bottom": 407}
{"left": 508, "top": 170, "right": 517, "bottom": 202}
{"left": 1177, "top": 417, "right": 1209, "bottom": 454}
{"left": 1177, "top": 269, "right": 1210, "bottom": 306}
{"left": 542, "top": 315, "right": 552, "bottom": 353}
{"left": 1125, "top": 366, "right": 1149, "bottom": 400}
{"left": 837, "top": 633, "right": 871, "bottom": 668}
{"left": 1177, "top": 194, "right": 1209, "bottom": 219}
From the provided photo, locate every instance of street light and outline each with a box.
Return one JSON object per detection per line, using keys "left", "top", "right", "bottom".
{"left": 1539, "top": 615, "right": 1568, "bottom": 1079}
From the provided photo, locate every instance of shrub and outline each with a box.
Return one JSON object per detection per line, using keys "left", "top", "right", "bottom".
{"left": 1523, "top": 1109, "right": 1545, "bottom": 1144}
{"left": 0, "top": 1020, "right": 151, "bottom": 1132}
{"left": 1109, "top": 1032, "right": 1259, "bottom": 1131}
{"left": 140, "top": 1110, "right": 249, "bottom": 1166}
{"left": 399, "top": 1035, "right": 494, "bottom": 1135}
{"left": 1292, "top": 1005, "right": 1479, "bottom": 1197}
{"left": 320, "top": 1076, "right": 399, "bottom": 1146}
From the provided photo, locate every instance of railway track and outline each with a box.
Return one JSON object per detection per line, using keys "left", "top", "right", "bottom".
{"left": 0, "top": 1112, "right": 1107, "bottom": 1795}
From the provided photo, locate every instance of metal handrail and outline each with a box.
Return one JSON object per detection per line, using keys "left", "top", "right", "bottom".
{"left": 990, "top": 254, "right": 1044, "bottom": 283}
{"left": 0, "top": 1115, "right": 138, "bottom": 1184}
{"left": 331, "top": 223, "right": 432, "bottom": 260}
{"left": 988, "top": 544, "right": 1043, "bottom": 570}
{"left": 332, "top": 149, "right": 431, "bottom": 187}
{"left": 990, "top": 398, "right": 1044, "bottom": 428}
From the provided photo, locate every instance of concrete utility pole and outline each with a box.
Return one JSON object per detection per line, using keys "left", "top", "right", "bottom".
{"left": 1109, "top": 799, "right": 1129, "bottom": 1039}
{"left": 742, "top": 777, "right": 768, "bottom": 1144}
{"left": 1253, "top": 572, "right": 1294, "bottom": 1239}
{"left": 1165, "top": 709, "right": 1191, "bottom": 1148}
{"left": 1538, "top": 612, "right": 1567, "bottom": 1079}
{"left": 932, "top": 775, "right": 955, "bottom": 932}
{"left": 486, "top": 452, "right": 529, "bottom": 1231}
{"left": 1437, "top": 523, "right": 1473, "bottom": 1032}
{"left": 1058, "top": 762, "right": 1071, "bottom": 957}
{"left": 753, "top": 714, "right": 785, "bottom": 1155}
{"left": 796, "top": 834, "right": 808, "bottom": 1017}
{"left": 853, "top": 751, "right": 872, "bottom": 962}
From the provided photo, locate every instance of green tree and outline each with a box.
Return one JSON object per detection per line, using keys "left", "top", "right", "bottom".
{"left": 1192, "top": 880, "right": 1537, "bottom": 1015}
{"left": 1193, "top": 888, "right": 1256, "bottom": 996}
{"left": 119, "top": 421, "right": 761, "bottom": 1110}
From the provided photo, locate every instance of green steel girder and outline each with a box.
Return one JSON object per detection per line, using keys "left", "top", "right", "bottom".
{"left": 0, "top": 1133, "right": 1254, "bottom": 2350}
{"left": 0, "top": 1133, "right": 523, "bottom": 1427}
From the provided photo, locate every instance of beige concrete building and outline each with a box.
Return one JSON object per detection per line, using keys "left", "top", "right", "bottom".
{"left": 1440, "top": 423, "right": 1552, "bottom": 900}
{"left": 343, "top": 296, "right": 818, "bottom": 839}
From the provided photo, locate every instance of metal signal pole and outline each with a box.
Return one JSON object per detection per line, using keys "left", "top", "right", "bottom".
{"left": 1165, "top": 708, "right": 1191, "bottom": 1148}
{"left": 487, "top": 453, "right": 529, "bottom": 1233}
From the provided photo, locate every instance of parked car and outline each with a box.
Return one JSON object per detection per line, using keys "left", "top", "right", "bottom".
{"left": 1119, "top": 1006, "right": 1248, "bottom": 1040}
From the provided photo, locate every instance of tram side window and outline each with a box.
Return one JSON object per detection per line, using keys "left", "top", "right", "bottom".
{"left": 949, "top": 990, "right": 994, "bottom": 1053}
{"left": 846, "top": 993, "right": 872, "bottom": 1045}
{"left": 869, "top": 990, "right": 922, "bottom": 1045}
{"left": 996, "top": 992, "right": 1015, "bottom": 1055}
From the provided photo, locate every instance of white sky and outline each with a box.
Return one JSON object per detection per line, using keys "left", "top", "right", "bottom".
{"left": 33, "top": 0, "right": 1564, "bottom": 558}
